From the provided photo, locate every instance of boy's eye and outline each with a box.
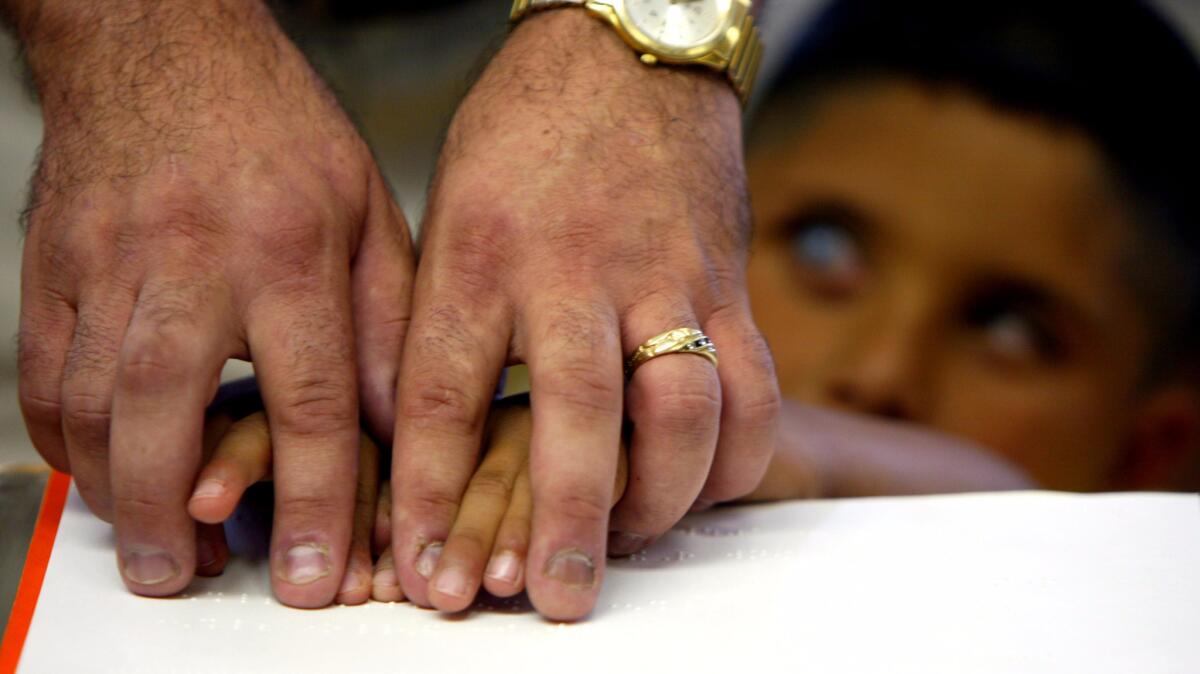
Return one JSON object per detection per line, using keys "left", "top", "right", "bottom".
{"left": 982, "top": 312, "right": 1044, "bottom": 362}
{"left": 966, "top": 296, "right": 1064, "bottom": 366}
{"left": 787, "top": 216, "right": 866, "bottom": 298}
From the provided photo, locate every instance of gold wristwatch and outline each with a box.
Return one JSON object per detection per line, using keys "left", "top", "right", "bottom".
{"left": 509, "top": 0, "right": 763, "bottom": 104}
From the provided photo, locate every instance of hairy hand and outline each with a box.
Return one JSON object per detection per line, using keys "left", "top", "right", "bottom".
{"left": 391, "top": 10, "right": 779, "bottom": 621}
{"left": 15, "top": 0, "right": 412, "bottom": 608}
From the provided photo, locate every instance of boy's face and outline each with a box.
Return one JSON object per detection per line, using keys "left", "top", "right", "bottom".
{"left": 748, "top": 81, "right": 1153, "bottom": 490}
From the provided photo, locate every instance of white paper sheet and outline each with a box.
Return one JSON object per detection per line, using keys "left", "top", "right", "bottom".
{"left": 16, "top": 487, "right": 1200, "bottom": 673}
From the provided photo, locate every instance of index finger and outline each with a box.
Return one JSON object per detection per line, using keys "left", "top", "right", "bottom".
{"left": 109, "top": 278, "right": 232, "bottom": 596}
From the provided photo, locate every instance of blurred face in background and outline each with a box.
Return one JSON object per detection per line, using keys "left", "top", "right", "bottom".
{"left": 748, "top": 80, "right": 1197, "bottom": 490}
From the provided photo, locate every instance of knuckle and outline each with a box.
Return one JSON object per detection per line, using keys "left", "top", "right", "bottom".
{"left": 438, "top": 227, "right": 513, "bottom": 299}
{"left": 276, "top": 492, "right": 345, "bottom": 524}
{"left": 495, "top": 526, "right": 530, "bottom": 554}
{"left": 136, "top": 277, "right": 217, "bottom": 326}
{"left": 538, "top": 297, "right": 613, "bottom": 347}
{"left": 446, "top": 525, "right": 490, "bottom": 555}
{"left": 61, "top": 390, "right": 112, "bottom": 441}
{"left": 723, "top": 328, "right": 782, "bottom": 431}
{"left": 114, "top": 493, "right": 167, "bottom": 517}
{"left": 729, "top": 381, "right": 782, "bottom": 432}
{"left": 742, "top": 328, "right": 779, "bottom": 377}
{"left": 613, "top": 471, "right": 699, "bottom": 529}
{"left": 641, "top": 375, "right": 721, "bottom": 436}
{"left": 397, "top": 305, "right": 490, "bottom": 432}
{"left": 410, "top": 304, "right": 480, "bottom": 361}
{"left": 17, "top": 303, "right": 70, "bottom": 373}
{"left": 542, "top": 488, "right": 610, "bottom": 527}
{"left": 18, "top": 385, "right": 63, "bottom": 426}
{"left": 399, "top": 377, "right": 484, "bottom": 433}
{"left": 118, "top": 330, "right": 194, "bottom": 395}
{"left": 113, "top": 478, "right": 174, "bottom": 520}
{"left": 272, "top": 378, "right": 357, "bottom": 437}
{"left": 63, "top": 318, "right": 119, "bottom": 382}
{"left": 501, "top": 501, "right": 531, "bottom": 530}
{"left": 254, "top": 219, "right": 337, "bottom": 279}
{"left": 465, "top": 468, "right": 516, "bottom": 503}
{"left": 404, "top": 490, "right": 463, "bottom": 521}
{"left": 537, "top": 360, "right": 622, "bottom": 421}
{"left": 52, "top": 216, "right": 111, "bottom": 268}
{"left": 616, "top": 503, "right": 676, "bottom": 534}
{"left": 705, "top": 445, "right": 774, "bottom": 501}
{"left": 544, "top": 224, "right": 608, "bottom": 267}
{"left": 613, "top": 480, "right": 689, "bottom": 529}
{"left": 364, "top": 311, "right": 411, "bottom": 352}
{"left": 16, "top": 322, "right": 71, "bottom": 426}
{"left": 541, "top": 368, "right": 622, "bottom": 418}
{"left": 76, "top": 482, "right": 114, "bottom": 522}
{"left": 703, "top": 468, "right": 765, "bottom": 502}
{"left": 134, "top": 204, "right": 224, "bottom": 261}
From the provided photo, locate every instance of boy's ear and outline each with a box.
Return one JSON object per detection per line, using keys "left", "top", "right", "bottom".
{"left": 1117, "top": 385, "right": 1200, "bottom": 490}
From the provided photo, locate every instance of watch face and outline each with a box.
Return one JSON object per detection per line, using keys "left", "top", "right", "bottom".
{"left": 624, "top": 0, "right": 731, "bottom": 49}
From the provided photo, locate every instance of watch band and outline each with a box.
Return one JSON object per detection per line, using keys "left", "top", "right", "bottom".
{"left": 727, "top": 13, "right": 764, "bottom": 104}
{"left": 509, "top": 0, "right": 762, "bottom": 104}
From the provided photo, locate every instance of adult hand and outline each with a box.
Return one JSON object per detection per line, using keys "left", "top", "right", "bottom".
{"left": 391, "top": 10, "right": 780, "bottom": 620}
{"left": 191, "top": 402, "right": 384, "bottom": 607}
{"left": 12, "top": 0, "right": 412, "bottom": 608}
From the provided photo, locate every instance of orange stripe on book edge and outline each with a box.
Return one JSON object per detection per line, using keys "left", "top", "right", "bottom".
{"left": 0, "top": 471, "right": 70, "bottom": 674}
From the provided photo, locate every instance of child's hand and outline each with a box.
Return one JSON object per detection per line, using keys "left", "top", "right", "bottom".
{"left": 189, "top": 406, "right": 382, "bottom": 606}
{"left": 191, "top": 390, "right": 627, "bottom": 612}
{"left": 381, "top": 397, "right": 629, "bottom": 612}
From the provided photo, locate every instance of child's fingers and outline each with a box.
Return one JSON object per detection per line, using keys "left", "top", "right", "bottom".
{"left": 371, "top": 546, "right": 405, "bottom": 603}
{"left": 482, "top": 464, "right": 532, "bottom": 598}
{"left": 613, "top": 442, "right": 629, "bottom": 506}
{"left": 336, "top": 435, "right": 380, "bottom": 606}
{"left": 426, "top": 410, "right": 531, "bottom": 612}
{"left": 477, "top": 425, "right": 625, "bottom": 598}
{"left": 189, "top": 412, "right": 273, "bottom": 524}
{"left": 201, "top": 414, "right": 235, "bottom": 460}
{"left": 425, "top": 462, "right": 519, "bottom": 612}
{"left": 372, "top": 482, "right": 391, "bottom": 558}
{"left": 194, "top": 523, "right": 229, "bottom": 577}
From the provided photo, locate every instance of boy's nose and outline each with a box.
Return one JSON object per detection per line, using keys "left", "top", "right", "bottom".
{"left": 827, "top": 374, "right": 918, "bottom": 421}
{"left": 823, "top": 314, "right": 931, "bottom": 423}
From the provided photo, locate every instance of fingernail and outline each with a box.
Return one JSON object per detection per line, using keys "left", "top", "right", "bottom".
{"left": 122, "top": 548, "right": 181, "bottom": 585}
{"left": 196, "top": 537, "right": 217, "bottom": 568}
{"left": 192, "top": 480, "right": 225, "bottom": 500}
{"left": 432, "top": 567, "right": 469, "bottom": 598}
{"left": 485, "top": 551, "right": 521, "bottom": 584}
{"left": 372, "top": 563, "right": 402, "bottom": 602}
{"left": 415, "top": 542, "right": 443, "bottom": 579}
{"left": 690, "top": 498, "right": 715, "bottom": 513}
{"left": 373, "top": 564, "right": 398, "bottom": 590}
{"left": 607, "top": 531, "right": 648, "bottom": 556}
{"left": 339, "top": 564, "right": 363, "bottom": 596}
{"left": 283, "top": 544, "right": 330, "bottom": 585}
{"left": 543, "top": 548, "right": 595, "bottom": 589}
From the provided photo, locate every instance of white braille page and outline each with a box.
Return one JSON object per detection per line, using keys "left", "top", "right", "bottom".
{"left": 16, "top": 487, "right": 1200, "bottom": 674}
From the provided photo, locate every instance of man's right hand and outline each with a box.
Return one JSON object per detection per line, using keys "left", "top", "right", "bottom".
{"left": 9, "top": 0, "right": 413, "bottom": 608}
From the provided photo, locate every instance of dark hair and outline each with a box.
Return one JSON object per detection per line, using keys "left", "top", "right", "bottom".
{"left": 762, "top": 0, "right": 1200, "bottom": 378}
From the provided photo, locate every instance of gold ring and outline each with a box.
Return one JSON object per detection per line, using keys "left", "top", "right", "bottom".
{"left": 625, "top": 327, "right": 718, "bottom": 377}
